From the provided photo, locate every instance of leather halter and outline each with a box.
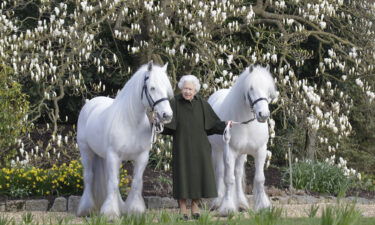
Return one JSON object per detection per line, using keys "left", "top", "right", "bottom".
{"left": 237, "top": 92, "right": 268, "bottom": 124}
{"left": 247, "top": 91, "right": 268, "bottom": 108}
{"left": 141, "top": 75, "right": 169, "bottom": 111}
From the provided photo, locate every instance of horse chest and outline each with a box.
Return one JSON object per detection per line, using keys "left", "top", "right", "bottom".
{"left": 230, "top": 125, "right": 268, "bottom": 154}
{"left": 111, "top": 123, "right": 152, "bottom": 150}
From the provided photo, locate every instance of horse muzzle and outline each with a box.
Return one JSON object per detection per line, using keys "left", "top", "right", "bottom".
{"left": 256, "top": 111, "right": 269, "bottom": 123}
{"left": 158, "top": 112, "right": 172, "bottom": 123}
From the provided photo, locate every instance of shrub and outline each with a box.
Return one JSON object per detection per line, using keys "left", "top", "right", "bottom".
{"left": 149, "top": 136, "right": 172, "bottom": 171}
{"left": 282, "top": 159, "right": 358, "bottom": 196}
{"left": 354, "top": 174, "right": 375, "bottom": 191}
{"left": 0, "top": 160, "right": 130, "bottom": 197}
{"left": 0, "top": 64, "right": 29, "bottom": 166}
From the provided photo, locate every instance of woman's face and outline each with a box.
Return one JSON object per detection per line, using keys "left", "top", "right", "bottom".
{"left": 182, "top": 81, "right": 196, "bottom": 101}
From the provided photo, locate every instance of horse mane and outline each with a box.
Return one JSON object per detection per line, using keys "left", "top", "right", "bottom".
{"left": 109, "top": 63, "right": 173, "bottom": 124}
{"left": 251, "top": 66, "right": 276, "bottom": 97}
{"left": 114, "top": 64, "right": 149, "bottom": 102}
{"left": 223, "top": 65, "right": 276, "bottom": 107}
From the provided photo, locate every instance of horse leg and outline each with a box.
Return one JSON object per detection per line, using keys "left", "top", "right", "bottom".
{"left": 235, "top": 154, "right": 250, "bottom": 210}
{"left": 77, "top": 143, "right": 95, "bottom": 217}
{"left": 211, "top": 147, "right": 225, "bottom": 209}
{"left": 123, "top": 151, "right": 148, "bottom": 214}
{"left": 218, "top": 144, "right": 237, "bottom": 216}
{"left": 253, "top": 145, "right": 271, "bottom": 211}
{"left": 100, "top": 151, "right": 122, "bottom": 220}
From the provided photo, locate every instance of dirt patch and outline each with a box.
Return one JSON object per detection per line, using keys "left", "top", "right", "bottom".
{"left": 2, "top": 162, "right": 374, "bottom": 203}
{"left": 126, "top": 163, "right": 374, "bottom": 200}
{"left": 124, "top": 163, "right": 173, "bottom": 197}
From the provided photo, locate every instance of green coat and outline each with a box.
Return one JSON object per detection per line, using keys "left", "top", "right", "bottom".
{"left": 162, "top": 94, "right": 226, "bottom": 199}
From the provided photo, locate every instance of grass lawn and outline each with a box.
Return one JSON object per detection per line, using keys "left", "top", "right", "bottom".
{"left": 175, "top": 218, "right": 375, "bottom": 225}
{"left": 66, "top": 217, "right": 375, "bottom": 225}
{"left": 67, "top": 212, "right": 375, "bottom": 225}
{"left": 1, "top": 204, "right": 375, "bottom": 225}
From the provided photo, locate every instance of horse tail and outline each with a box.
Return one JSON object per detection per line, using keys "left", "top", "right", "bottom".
{"left": 92, "top": 154, "right": 108, "bottom": 208}
{"left": 241, "top": 158, "right": 247, "bottom": 193}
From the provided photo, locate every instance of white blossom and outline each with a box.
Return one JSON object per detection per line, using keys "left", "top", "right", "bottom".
{"left": 355, "top": 78, "right": 364, "bottom": 87}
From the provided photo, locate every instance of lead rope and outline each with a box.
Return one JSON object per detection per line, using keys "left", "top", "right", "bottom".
{"left": 222, "top": 114, "right": 257, "bottom": 144}
{"left": 223, "top": 122, "right": 233, "bottom": 144}
{"left": 148, "top": 111, "right": 165, "bottom": 146}
{"left": 151, "top": 123, "right": 156, "bottom": 145}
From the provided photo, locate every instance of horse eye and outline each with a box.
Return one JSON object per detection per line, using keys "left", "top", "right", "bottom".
{"left": 250, "top": 86, "right": 254, "bottom": 91}
{"left": 150, "top": 87, "right": 155, "bottom": 91}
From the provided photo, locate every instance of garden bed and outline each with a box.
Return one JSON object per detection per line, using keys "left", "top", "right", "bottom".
{"left": 127, "top": 163, "right": 375, "bottom": 200}
{"left": 1, "top": 162, "right": 374, "bottom": 203}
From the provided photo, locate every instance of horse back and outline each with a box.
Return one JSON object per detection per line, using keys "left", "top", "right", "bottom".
{"left": 208, "top": 89, "right": 230, "bottom": 116}
{"left": 77, "top": 96, "right": 114, "bottom": 142}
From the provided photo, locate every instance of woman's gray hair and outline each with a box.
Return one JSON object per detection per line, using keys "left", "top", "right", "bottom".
{"left": 178, "top": 75, "right": 201, "bottom": 92}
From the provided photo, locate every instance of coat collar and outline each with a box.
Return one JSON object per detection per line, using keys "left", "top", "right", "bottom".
{"left": 176, "top": 93, "right": 199, "bottom": 102}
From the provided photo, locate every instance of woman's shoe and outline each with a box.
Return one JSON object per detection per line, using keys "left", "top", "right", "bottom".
{"left": 178, "top": 199, "right": 188, "bottom": 221}
{"left": 191, "top": 199, "right": 201, "bottom": 219}
{"left": 181, "top": 214, "right": 189, "bottom": 221}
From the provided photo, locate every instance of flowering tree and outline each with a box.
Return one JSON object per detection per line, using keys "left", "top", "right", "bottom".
{"left": 113, "top": 0, "right": 375, "bottom": 171}
{"left": 0, "top": 63, "right": 29, "bottom": 165}
{"left": 0, "top": 0, "right": 127, "bottom": 134}
{"left": 0, "top": 0, "right": 127, "bottom": 165}
{"left": 1, "top": 0, "right": 374, "bottom": 172}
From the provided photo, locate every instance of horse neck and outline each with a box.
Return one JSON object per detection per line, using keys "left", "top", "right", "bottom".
{"left": 223, "top": 81, "right": 255, "bottom": 122}
{"left": 112, "top": 71, "right": 147, "bottom": 126}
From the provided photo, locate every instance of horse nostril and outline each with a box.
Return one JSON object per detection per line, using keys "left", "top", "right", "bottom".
{"left": 258, "top": 112, "right": 269, "bottom": 119}
{"left": 163, "top": 113, "right": 171, "bottom": 119}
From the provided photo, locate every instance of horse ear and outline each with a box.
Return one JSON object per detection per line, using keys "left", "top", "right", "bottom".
{"left": 266, "top": 64, "right": 270, "bottom": 71}
{"left": 249, "top": 65, "right": 254, "bottom": 73}
{"left": 247, "top": 65, "right": 254, "bottom": 73}
{"left": 147, "top": 60, "right": 153, "bottom": 71}
{"left": 162, "top": 62, "right": 168, "bottom": 72}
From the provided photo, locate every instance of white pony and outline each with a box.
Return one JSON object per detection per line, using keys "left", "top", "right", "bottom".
{"left": 76, "top": 62, "right": 173, "bottom": 219}
{"left": 208, "top": 65, "right": 277, "bottom": 215}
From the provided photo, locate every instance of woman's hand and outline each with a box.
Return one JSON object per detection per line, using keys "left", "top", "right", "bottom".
{"left": 226, "top": 120, "right": 233, "bottom": 128}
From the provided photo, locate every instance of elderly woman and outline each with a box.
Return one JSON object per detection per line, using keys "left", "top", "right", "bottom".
{"left": 162, "top": 75, "right": 231, "bottom": 220}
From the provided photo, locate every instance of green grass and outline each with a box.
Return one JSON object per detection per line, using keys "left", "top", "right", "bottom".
{"left": 76, "top": 217, "right": 375, "bottom": 225}
{"left": 1, "top": 206, "right": 375, "bottom": 225}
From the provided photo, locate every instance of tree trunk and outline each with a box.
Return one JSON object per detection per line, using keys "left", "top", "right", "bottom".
{"left": 305, "top": 128, "right": 317, "bottom": 160}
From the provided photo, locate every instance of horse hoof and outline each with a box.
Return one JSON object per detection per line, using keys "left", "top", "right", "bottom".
{"left": 77, "top": 209, "right": 90, "bottom": 217}
{"left": 238, "top": 206, "right": 248, "bottom": 212}
{"left": 210, "top": 198, "right": 223, "bottom": 210}
{"left": 238, "top": 201, "right": 250, "bottom": 211}
{"left": 254, "top": 202, "right": 271, "bottom": 211}
{"left": 100, "top": 204, "right": 121, "bottom": 220}
{"left": 123, "top": 197, "right": 146, "bottom": 215}
{"left": 123, "top": 205, "right": 146, "bottom": 215}
{"left": 105, "top": 213, "right": 121, "bottom": 222}
{"left": 218, "top": 203, "right": 237, "bottom": 216}
{"left": 100, "top": 209, "right": 121, "bottom": 221}
{"left": 77, "top": 204, "right": 94, "bottom": 217}
{"left": 210, "top": 203, "right": 219, "bottom": 211}
{"left": 254, "top": 196, "right": 271, "bottom": 211}
{"left": 218, "top": 209, "right": 237, "bottom": 217}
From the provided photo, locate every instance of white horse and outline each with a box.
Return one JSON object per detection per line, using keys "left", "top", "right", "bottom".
{"left": 208, "top": 65, "right": 277, "bottom": 215}
{"left": 76, "top": 62, "right": 173, "bottom": 219}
